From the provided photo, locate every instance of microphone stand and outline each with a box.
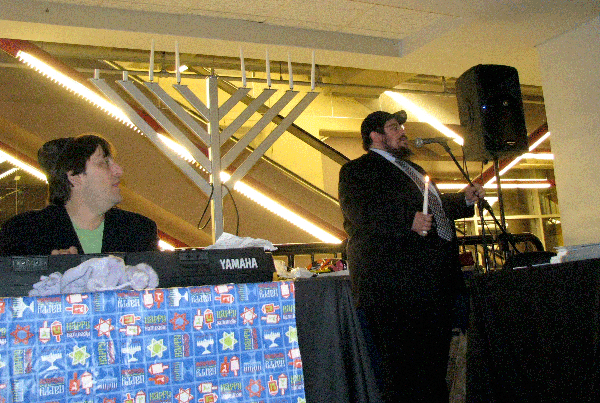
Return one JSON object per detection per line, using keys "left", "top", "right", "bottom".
{"left": 435, "top": 141, "right": 520, "bottom": 269}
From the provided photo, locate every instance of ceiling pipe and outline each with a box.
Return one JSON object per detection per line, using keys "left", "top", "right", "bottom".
{"left": 6, "top": 41, "right": 545, "bottom": 104}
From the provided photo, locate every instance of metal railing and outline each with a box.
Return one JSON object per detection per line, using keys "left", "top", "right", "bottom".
{"left": 272, "top": 232, "right": 545, "bottom": 271}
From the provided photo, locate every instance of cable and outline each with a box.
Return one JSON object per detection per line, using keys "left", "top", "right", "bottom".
{"left": 197, "top": 183, "right": 214, "bottom": 230}
{"left": 222, "top": 183, "right": 240, "bottom": 236}
{"left": 196, "top": 182, "right": 239, "bottom": 236}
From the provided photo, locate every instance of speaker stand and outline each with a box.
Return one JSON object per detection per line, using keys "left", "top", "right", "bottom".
{"left": 438, "top": 142, "right": 519, "bottom": 270}
{"left": 492, "top": 156, "right": 520, "bottom": 263}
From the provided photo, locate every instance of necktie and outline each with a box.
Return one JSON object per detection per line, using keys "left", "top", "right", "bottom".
{"left": 395, "top": 159, "right": 454, "bottom": 241}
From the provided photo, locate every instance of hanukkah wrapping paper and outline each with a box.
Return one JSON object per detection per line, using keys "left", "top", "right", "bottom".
{"left": 0, "top": 281, "right": 305, "bottom": 403}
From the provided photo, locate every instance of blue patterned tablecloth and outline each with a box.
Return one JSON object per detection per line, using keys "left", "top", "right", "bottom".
{"left": 0, "top": 281, "right": 305, "bottom": 403}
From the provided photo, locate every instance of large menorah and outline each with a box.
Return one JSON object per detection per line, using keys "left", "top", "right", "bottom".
{"left": 91, "top": 74, "right": 318, "bottom": 242}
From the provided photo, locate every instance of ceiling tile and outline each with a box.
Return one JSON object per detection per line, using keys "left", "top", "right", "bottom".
{"left": 186, "top": 8, "right": 267, "bottom": 23}
{"left": 348, "top": 5, "right": 445, "bottom": 37}
{"left": 263, "top": 17, "right": 342, "bottom": 33}
{"left": 186, "top": 0, "right": 290, "bottom": 18}
{"left": 273, "top": 0, "right": 373, "bottom": 26}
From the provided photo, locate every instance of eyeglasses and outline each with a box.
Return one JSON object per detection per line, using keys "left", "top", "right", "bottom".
{"left": 383, "top": 123, "right": 403, "bottom": 132}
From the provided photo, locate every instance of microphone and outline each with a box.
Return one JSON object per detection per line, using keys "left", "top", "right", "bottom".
{"left": 413, "top": 137, "right": 450, "bottom": 148}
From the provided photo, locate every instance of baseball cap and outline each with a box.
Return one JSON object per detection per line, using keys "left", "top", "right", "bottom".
{"left": 360, "top": 110, "right": 407, "bottom": 138}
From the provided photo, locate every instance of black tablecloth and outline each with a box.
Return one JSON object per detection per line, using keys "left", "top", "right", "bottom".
{"left": 296, "top": 275, "right": 381, "bottom": 402}
{"left": 468, "top": 258, "right": 600, "bottom": 402}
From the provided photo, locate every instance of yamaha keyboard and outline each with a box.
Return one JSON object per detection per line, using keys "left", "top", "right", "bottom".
{"left": 0, "top": 247, "right": 276, "bottom": 298}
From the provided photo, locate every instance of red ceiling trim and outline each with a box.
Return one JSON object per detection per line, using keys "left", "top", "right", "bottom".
{"left": 1, "top": 38, "right": 97, "bottom": 92}
{"left": 157, "top": 230, "right": 189, "bottom": 248}
{"left": 0, "top": 140, "right": 40, "bottom": 168}
{"left": 470, "top": 122, "right": 550, "bottom": 185}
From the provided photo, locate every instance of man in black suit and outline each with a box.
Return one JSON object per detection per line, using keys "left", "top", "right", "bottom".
{"left": 338, "top": 111, "right": 484, "bottom": 402}
{"left": 0, "top": 134, "right": 158, "bottom": 255}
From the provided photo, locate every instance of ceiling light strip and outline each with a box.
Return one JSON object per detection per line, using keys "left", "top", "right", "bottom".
{"left": 437, "top": 181, "right": 552, "bottom": 190}
{"left": 529, "top": 131, "right": 551, "bottom": 151}
{"left": 485, "top": 130, "right": 552, "bottom": 186}
{"left": 0, "top": 167, "right": 20, "bottom": 181}
{"left": 219, "top": 172, "right": 342, "bottom": 243}
{"left": 523, "top": 153, "right": 554, "bottom": 160}
{"left": 384, "top": 91, "right": 464, "bottom": 145}
{"left": 158, "top": 240, "right": 175, "bottom": 251}
{"left": 158, "top": 136, "right": 342, "bottom": 243}
{"left": 414, "top": 119, "right": 549, "bottom": 190}
{"left": 0, "top": 149, "right": 47, "bottom": 182}
{"left": 486, "top": 183, "right": 551, "bottom": 189}
{"left": 16, "top": 51, "right": 137, "bottom": 130}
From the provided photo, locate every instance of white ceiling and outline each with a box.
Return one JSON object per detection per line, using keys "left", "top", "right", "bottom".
{"left": 2, "top": 0, "right": 599, "bottom": 85}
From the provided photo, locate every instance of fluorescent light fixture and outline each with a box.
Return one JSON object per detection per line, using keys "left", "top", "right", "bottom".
{"left": 0, "top": 167, "right": 19, "bottom": 181}
{"left": 157, "top": 134, "right": 196, "bottom": 163}
{"left": 480, "top": 197, "right": 499, "bottom": 216}
{"left": 529, "top": 131, "right": 551, "bottom": 151}
{"left": 158, "top": 240, "right": 175, "bottom": 251}
{"left": 484, "top": 197, "right": 498, "bottom": 206}
{"left": 16, "top": 51, "right": 137, "bottom": 130}
{"left": 488, "top": 183, "right": 551, "bottom": 189}
{"left": 497, "top": 156, "right": 523, "bottom": 177}
{"left": 437, "top": 179, "right": 552, "bottom": 190}
{"left": 220, "top": 172, "right": 342, "bottom": 243}
{"left": 178, "top": 65, "right": 189, "bottom": 73}
{"left": 523, "top": 153, "right": 554, "bottom": 160}
{"left": 501, "top": 178, "right": 548, "bottom": 182}
{"left": 0, "top": 149, "right": 47, "bottom": 182}
{"left": 486, "top": 131, "right": 553, "bottom": 183}
{"left": 384, "top": 91, "right": 464, "bottom": 145}
{"left": 436, "top": 183, "right": 469, "bottom": 190}
{"left": 156, "top": 135, "right": 342, "bottom": 243}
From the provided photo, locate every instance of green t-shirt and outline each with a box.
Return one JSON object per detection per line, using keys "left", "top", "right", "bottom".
{"left": 73, "top": 220, "right": 105, "bottom": 254}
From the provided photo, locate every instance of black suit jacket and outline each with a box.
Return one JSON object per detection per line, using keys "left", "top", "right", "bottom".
{"left": 338, "top": 151, "right": 474, "bottom": 309}
{"left": 0, "top": 205, "right": 159, "bottom": 256}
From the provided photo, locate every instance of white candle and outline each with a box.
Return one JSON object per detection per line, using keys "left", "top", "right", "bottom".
{"left": 240, "top": 47, "right": 246, "bottom": 87}
{"left": 266, "top": 49, "right": 271, "bottom": 88}
{"left": 311, "top": 50, "right": 315, "bottom": 91}
{"left": 423, "top": 175, "right": 430, "bottom": 215}
{"left": 288, "top": 53, "right": 293, "bottom": 90}
{"left": 149, "top": 39, "right": 155, "bottom": 82}
{"left": 175, "top": 41, "right": 181, "bottom": 84}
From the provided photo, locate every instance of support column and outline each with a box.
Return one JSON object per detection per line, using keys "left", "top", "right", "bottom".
{"left": 537, "top": 15, "right": 600, "bottom": 246}
{"left": 207, "top": 75, "right": 224, "bottom": 241}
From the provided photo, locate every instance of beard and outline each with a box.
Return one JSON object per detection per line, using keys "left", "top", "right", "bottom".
{"left": 383, "top": 142, "right": 413, "bottom": 160}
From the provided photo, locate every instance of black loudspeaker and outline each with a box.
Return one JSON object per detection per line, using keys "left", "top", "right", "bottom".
{"left": 456, "top": 64, "right": 528, "bottom": 161}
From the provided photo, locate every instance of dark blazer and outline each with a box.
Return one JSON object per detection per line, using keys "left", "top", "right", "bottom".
{"left": 338, "top": 151, "right": 474, "bottom": 309}
{"left": 0, "top": 204, "right": 159, "bottom": 256}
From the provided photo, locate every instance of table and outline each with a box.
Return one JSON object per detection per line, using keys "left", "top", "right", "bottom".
{"left": 296, "top": 276, "right": 380, "bottom": 402}
{"left": 0, "top": 274, "right": 380, "bottom": 403}
{"left": 1, "top": 281, "right": 306, "bottom": 403}
{"left": 468, "top": 258, "right": 600, "bottom": 402}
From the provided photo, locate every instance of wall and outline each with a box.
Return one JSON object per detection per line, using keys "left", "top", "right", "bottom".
{"left": 537, "top": 15, "right": 600, "bottom": 246}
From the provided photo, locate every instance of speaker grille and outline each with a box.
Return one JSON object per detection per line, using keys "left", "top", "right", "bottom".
{"left": 456, "top": 64, "right": 528, "bottom": 161}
